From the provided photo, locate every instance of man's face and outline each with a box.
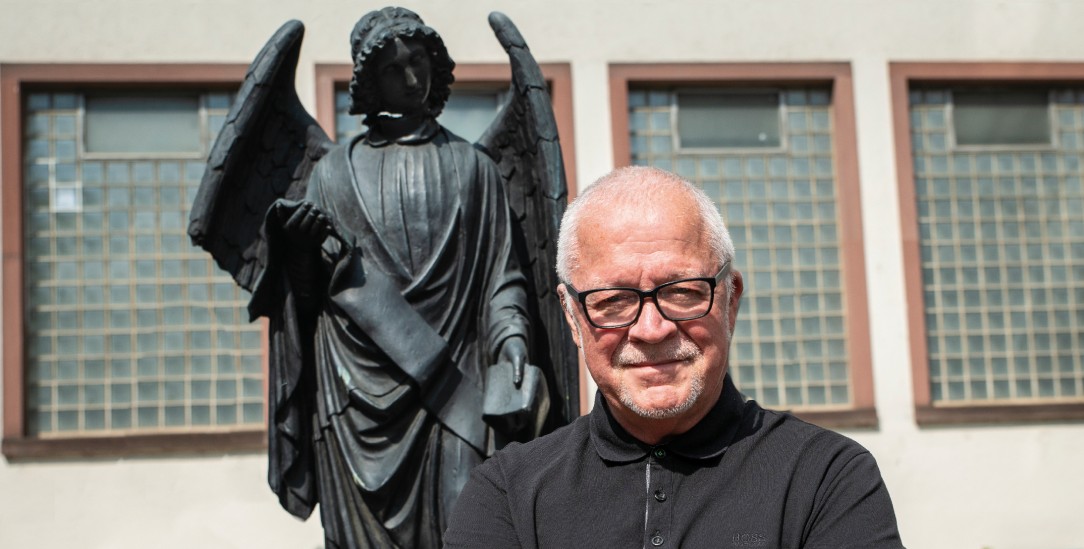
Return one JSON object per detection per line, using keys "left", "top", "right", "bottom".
{"left": 560, "top": 198, "right": 743, "bottom": 434}
{"left": 373, "top": 36, "right": 432, "bottom": 116}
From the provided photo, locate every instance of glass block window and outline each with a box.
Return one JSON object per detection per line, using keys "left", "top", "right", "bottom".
{"left": 334, "top": 87, "right": 509, "bottom": 143}
{"left": 84, "top": 94, "right": 202, "bottom": 154}
{"left": 910, "top": 87, "right": 1084, "bottom": 404}
{"left": 676, "top": 91, "right": 782, "bottom": 149}
{"left": 23, "top": 90, "right": 264, "bottom": 436}
{"left": 952, "top": 89, "right": 1051, "bottom": 147}
{"left": 629, "top": 87, "right": 850, "bottom": 410}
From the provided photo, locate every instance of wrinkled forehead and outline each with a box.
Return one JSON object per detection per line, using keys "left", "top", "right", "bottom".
{"left": 572, "top": 197, "right": 710, "bottom": 278}
{"left": 579, "top": 188, "right": 705, "bottom": 241}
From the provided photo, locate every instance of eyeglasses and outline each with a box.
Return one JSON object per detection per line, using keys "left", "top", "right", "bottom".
{"left": 564, "top": 261, "right": 732, "bottom": 329}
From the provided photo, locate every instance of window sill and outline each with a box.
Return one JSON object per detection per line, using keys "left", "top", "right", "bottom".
{"left": 916, "top": 402, "right": 1084, "bottom": 426}
{"left": 2, "top": 430, "right": 265, "bottom": 461}
{"left": 779, "top": 407, "right": 880, "bottom": 430}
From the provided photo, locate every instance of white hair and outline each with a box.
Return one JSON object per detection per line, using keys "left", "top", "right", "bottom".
{"left": 556, "top": 166, "right": 735, "bottom": 290}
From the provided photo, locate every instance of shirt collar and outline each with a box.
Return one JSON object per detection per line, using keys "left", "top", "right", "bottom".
{"left": 589, "top": 374, "right": 748, "bottom": 463}
{"left": 363, "top": 116, "right": 440, "bottom": 147}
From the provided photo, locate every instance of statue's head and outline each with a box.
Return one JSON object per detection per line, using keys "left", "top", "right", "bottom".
{"left": 348, "top": 7, "right": 455, "bottom": 123}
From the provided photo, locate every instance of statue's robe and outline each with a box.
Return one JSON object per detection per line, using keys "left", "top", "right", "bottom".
{"left": 252, "top": 120, "right": 529, "bottom": 549}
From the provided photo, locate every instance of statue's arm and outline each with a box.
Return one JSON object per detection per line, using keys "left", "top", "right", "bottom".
{"left": 482, "top": 156, "right": 532, "bottom": 383}
{"left": 250, "top": 197, "right": 332, "bottom": 522}
{"left": 488, "top": 253, "right": 529, "bottom": 382}
{"left": 248, "top": 183, "right": 341, "bottom": 520}
{"left": 476, "top": 11, "right": 580, "bottom": 425}
{"left": 249, "top": 153, "right": 341, "bottom": 323}
{"left": 271, "top": 199, "right": 334, "bottom": 318}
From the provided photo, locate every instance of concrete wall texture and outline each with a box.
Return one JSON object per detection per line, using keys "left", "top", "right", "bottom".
{"left": 2, "top": 1, "right": 1083, "bottom": 548}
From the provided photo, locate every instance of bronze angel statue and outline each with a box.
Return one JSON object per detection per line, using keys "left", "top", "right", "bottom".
{"left": 187, "top": 7, "right": 578, "bottom": 548}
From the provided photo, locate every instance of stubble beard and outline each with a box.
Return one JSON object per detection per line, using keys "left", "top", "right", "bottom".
{"left": 613, "top": 337, "right": 706, "bottom": 420}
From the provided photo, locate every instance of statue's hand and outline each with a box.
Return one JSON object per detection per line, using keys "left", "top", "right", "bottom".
{"left": 272, "top": 200, "right": 334, "bottom": 301}
{"left": 276, "top": 200, "right": 333, "bottom": 251}
{"left": 498, "top": 336, "right": 528, "bottom": 387}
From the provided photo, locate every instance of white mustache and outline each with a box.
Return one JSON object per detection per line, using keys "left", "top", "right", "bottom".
{"left": 614, "top": 338, "right": 701, "bottom": 367}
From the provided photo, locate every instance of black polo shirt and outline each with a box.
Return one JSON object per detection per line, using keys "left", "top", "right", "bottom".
{"left": 444, "top": 376, "right": 903, "bottom": 548}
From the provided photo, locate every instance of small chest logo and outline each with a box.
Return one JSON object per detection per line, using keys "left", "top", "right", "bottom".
{"left": 731, "top": 533, "right": 767, "bottom": 547}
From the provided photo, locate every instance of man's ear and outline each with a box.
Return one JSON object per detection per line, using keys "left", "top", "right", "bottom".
{"left": 726, "top": 270, "right": 744, "bottom": 335}
{"left": 557, "top": 284, "right": 583, "bottom": 348}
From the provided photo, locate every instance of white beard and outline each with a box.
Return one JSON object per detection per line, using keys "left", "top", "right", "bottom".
{"left": 613, "top": 337, "right": 705, "bottom": 419}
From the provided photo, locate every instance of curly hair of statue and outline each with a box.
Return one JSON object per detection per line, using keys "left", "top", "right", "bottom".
{"left": 347, "top": 6, "right": 456, "bottom": 124}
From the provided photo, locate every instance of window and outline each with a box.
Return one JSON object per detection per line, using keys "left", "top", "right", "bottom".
{"left": 2, "top": 65, "right": 262, "bottom": 458}
{"left": 675, "top": 91, "right": 782, "bottom": 149}
{"left": 612, "top": 64, "right": 875, "bottom": 427}
{"left": 952, "top": 89, "right": 1051, "bottom": 147}
{"left": 892, "top": 63, "right": 1084, "bottom": 424}
{"left": 83, "top": 94, "right": 203, "bottom": 154}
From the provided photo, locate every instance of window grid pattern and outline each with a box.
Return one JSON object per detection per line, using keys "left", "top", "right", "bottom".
{"left": 911, "top": 88, "right": 1084, "bottom": 404}
{"left": 23, "top": 91, "right": 264, "bottom": 436}
{"left": 628, "top": 88, "right": 851, "bottom": 410}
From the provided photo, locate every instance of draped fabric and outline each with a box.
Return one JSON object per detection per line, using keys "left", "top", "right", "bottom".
{"left": 253, "top": 124, "right": 529, "bottom": 549}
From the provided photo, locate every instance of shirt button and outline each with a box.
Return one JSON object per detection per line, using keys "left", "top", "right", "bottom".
{"left": 654, "top": 489, "right": 667, "bottom": 502}
{"left": 653, "top": 448, "right": 666, "bottom": 458}
{"left": 651, "top": 534, "right": 665, "bottom": 546}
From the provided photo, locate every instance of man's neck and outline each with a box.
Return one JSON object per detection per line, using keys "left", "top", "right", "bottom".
{"left": 604, "top": 387, "right": 723, "bottom": 446}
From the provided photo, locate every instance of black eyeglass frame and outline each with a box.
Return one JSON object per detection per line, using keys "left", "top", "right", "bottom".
{"left": 563, "top": 261, "right": 732, "bottom": 329}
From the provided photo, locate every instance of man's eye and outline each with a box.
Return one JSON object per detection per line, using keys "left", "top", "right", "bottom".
{"left": 660, "top": 284, "right": 707, "bottom": 301}
{"left": 592, "top": 292, "right": 635, "bottom": 309}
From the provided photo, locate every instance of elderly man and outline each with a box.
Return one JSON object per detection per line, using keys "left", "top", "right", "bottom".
{"left": 444, "top": 166, "right": 903, "bottom": 548}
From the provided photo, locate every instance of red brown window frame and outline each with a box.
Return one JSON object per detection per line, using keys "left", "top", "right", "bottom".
{"left": 314, "top": 62, "right": 592, "bottom": 414}
{"left": 609, "top": 63, "right": 876, "bottom": 429}
{"left": 0, "top": 64, "right": 267, "bottom": 460}
{"left": 891, "top": 62, "right": 1084, "bottom": 425}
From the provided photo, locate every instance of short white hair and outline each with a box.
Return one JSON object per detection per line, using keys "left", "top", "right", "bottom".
{"left": 556, "top": 166, "right": 734, "bottom": 286}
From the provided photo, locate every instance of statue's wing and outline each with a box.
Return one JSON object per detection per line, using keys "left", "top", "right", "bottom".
{"left": 477, "top": 12, "right": 580, "bottom": 429}
{"left": 188, "top": 20, "right": 332, "bottom": 292}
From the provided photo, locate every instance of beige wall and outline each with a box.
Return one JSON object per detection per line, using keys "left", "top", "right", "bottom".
{"left": 0, "top": 454, "right": 325, "bottom": 547}
{"left": 3, "top": 1, "right": 1084, "bottom": 547}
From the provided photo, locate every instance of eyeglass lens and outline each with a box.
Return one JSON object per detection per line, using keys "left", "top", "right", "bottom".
{"left": 583, "top": 279, "right": 714, "bottom": 327}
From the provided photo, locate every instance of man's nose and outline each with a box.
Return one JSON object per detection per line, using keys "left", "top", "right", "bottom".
{"left": 404, "top": 68, "right": 419, "bottom": 88}
{"left": 627, "top": 298, "right": 678, "bottom": 344}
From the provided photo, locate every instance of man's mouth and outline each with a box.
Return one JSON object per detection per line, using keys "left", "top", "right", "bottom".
{"left": 620, "top": 358, "right": 688, "bottom": 369}
{"left": 614, "top": 337, "right": 702, "bottom": 369}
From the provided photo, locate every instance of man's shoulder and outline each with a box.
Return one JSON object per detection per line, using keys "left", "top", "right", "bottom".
{"left": 744, "top": 402, "right": 874, "bottom": 464}
{"left": 480, "top": 414, "right": 592, "bottom": 480}
{"left": 496, "top": 413, "right": 592, "bottom": 459}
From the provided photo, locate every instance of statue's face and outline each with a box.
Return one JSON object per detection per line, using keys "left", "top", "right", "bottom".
{"left": 373, "top": 36, "right": 432, "bottom": 116}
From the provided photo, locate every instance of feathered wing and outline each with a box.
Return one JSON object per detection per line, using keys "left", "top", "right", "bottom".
{"left": 477, "top": 12, "right": 580, "bottom": 430}
{"left": 188, "top": 19, "right": 332, "bottom": 293}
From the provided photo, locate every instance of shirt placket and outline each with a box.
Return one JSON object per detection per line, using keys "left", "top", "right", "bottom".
{"left": 643, "top": 446, "right": 674, "bottom": 548}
